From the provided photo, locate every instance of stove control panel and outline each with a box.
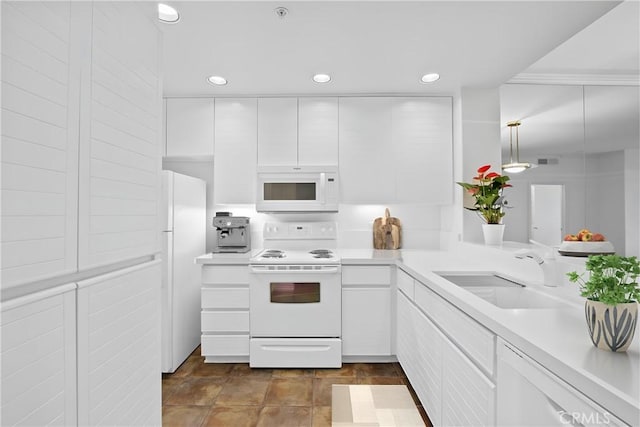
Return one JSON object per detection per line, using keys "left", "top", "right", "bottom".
{"left": 263, "top": 222, "right": 336, "bottom": 240}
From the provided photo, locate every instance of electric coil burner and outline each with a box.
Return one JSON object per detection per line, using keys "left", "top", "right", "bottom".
{"left": 249, "top": 222, "right": 341, "bottom": 368}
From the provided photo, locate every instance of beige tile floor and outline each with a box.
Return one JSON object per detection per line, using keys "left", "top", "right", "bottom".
{"left": 162, "top": 347, "right": 432, "bottom": 427}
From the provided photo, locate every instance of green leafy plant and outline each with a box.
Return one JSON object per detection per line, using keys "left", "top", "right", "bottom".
{"left": 456, "top": 164, "right": 511, "bottom": 224}
{"left": 567, "top": 255, "right": 640, "bottom": 305}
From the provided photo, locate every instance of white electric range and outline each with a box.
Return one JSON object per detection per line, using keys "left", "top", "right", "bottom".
{"left": 249, "top": 222, "right": 342, "bottom": 368}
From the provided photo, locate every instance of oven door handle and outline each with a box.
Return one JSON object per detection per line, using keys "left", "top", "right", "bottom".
{"left": 250, "top": 265, "right": 341, "bottom": 274}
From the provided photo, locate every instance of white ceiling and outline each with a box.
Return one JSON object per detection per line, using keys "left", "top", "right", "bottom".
{"left": 511, "top": 0, "right": 640, "bottom": 80}
{"left": 160, "top": 1, "right": 622, "bottom": 97}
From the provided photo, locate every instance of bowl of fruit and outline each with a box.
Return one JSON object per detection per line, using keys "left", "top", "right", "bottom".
{"left": 558, "top": 229, "right": 615, "bottom": 256}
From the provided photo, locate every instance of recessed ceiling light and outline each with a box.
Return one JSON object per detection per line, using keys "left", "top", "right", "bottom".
{"left": 158, "top": 3, "right": 180, "bottom": 23}
{"left": 207, "top": 75, "right": 228, "bottom": 86}
{"left": 313, "top": 74, "right": 331, "bottom": 83}
{"left": 420, "top": 73, "right": 440, "bottom": 83}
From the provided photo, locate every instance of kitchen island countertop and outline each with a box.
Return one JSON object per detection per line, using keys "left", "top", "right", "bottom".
{"left": 397, "top": 246, "right": 639, "bottom": 426}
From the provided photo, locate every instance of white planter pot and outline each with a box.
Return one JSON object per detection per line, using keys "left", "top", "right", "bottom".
{"left": 482, "top": 224, "right": 505, "bottom": 246}
{"left": 585, "top": 300, "right": 638, "bottom": 352}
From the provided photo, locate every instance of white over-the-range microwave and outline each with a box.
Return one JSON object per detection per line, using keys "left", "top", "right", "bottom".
{"left": 256, "top": 165, "right": 339, "bottom": 212}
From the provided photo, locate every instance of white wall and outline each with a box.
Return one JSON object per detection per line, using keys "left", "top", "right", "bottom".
{"left": 503, "top": 149, "right": 636, "bottom": 256}
{"left": 624, "top": 148, "right": 639, "bottom": 256}
{"left": 460, "top": 88, "right": 502, "bottom": 244}
{"left": 586, "top": 150, "right": 625, "bottom": 254}
{"left": 212, "top": 203, "right": 442, "bottom": 250}
{"left": 503, "top": 153, "right": 587, "bottom": 244}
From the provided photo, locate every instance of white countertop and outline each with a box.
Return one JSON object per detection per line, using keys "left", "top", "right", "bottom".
{"left": 196, "top": 250, "right": 259, "bottom": 265}
{"left": 398, "top": 247, "right": 639, "bottom": 426}
{"left": 338, "top": 248, "right": 402, "bottom": 264}
{"left": 195, "top": 244, "right": 639, "bottom": 424}
{"left": 196, "top": 248, "right": 403, "bottom": 265}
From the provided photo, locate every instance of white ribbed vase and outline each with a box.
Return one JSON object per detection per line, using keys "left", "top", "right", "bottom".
{"left": 481, "top": 224, "right": 505, "bottom": 246}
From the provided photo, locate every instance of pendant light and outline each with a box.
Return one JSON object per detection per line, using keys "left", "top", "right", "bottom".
{"left": 502, "top": 120, "right": 531, "bottom": 173}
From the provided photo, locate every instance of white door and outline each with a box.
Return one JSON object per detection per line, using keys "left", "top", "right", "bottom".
{"left": 531, "top": 185, "right": 564, "bottom": 246}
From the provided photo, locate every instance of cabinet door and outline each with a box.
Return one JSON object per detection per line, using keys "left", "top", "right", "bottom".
{"left": 257, "top": 97, "right": 298, "bottom": 166}
{"left": 1, "top": 1, "right": 79, "bottom": 287}
{"left": 339, "top": 97, "right": 394, "bottom": 202}
{"left": 442, "top": 335, "right": 496, "bottom": 427}
{"left": 1, "top": 286, "right": 77, "bottom": 426}
{"left": 78, "top": 1, "right": 162, "bottom": 269}
{"left": 166, "top": 98, "right": 214, "bottom": 157}
{"left": 397, "top": 291, "right": 442, "bottom": 426}
{"left": 392, "top": 97, "right": 453, "bottom": 204}
{"left": 342, "top": 287, "right": 391, "bottom": 356}
{"left": 298, "top": 97, "right": 339, "bottom": 166}
{"left": 77, "top": 260, "right": 162, "bottom": 427}
{"left": 214, "top": 98, "right": 257, "bottom": 204}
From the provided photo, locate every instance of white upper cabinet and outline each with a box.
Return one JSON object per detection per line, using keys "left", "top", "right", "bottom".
{"left": 339, "top": 97, "right": 453, "bottom": 204}
{"left": 298, "top": 98, "right": 339, "bottom": 166}
{"left": 257, "top": 98, "right": 298, "bottom": 166}
{"left": 214, "top": 98, "right": 258, "bottom": 204}
{"left": 392, "top": 97, "right": 453, "bottom": 204}
{"left": 166, "top": 98, "right": 214, "bottom": 157}
{"left": 257, "top": 97, "right": 339, "bottom": 167}
{"left": 339, "top": 97, "right": 395, "bottom": 202}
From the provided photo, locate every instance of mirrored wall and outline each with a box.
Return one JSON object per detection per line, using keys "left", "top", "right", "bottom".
{"left": 500, "top": 83, "right": 639, "bottom": 256}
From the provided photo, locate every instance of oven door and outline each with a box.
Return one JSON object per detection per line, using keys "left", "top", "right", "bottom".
{"left": 249, "top": 265, "right": 341, "bottom": 337}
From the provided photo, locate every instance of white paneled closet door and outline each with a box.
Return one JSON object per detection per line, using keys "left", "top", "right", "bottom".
{"left": 78, "top": 1, "right": 162, "bottom": 270}
{"left": 76, "top": 260, "right": 162, "bottom": 427}
{"left": 0, "top": 285, "right": 77, "bottom": 426}
{"left": 1, "top": 1, "right": 79, "bottom": 288}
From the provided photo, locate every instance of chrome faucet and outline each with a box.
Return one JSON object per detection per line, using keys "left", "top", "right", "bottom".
{"left": 515, "top": 248, "right": 559, "bottom": 287}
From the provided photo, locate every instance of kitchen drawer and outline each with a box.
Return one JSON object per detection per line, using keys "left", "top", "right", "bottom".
{"left": 201, "top": 265, "right": 249, "bottom": 285}
{"left": 414, "top": 280, "right": 495, "bottom": 376}
{"left": 201, "top": 334, "right": 249, "bottom": 356}
{"left": 397, "top": 269, "right": 415, "bottom": 300}
{"left": 201, "top": 287, "right": 249, "bottom": 309}
{"left": 342, "top": 265, "right": 391, "bottom": 286}
{"left": 201, "top": 311, "right": 249, "bottom": 332}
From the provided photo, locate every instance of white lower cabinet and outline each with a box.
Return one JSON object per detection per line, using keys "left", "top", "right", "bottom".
{"left": 397, "top": 290, "right": 443, "bottom": 425}
{"left": 201, "top": 265, "right": 250, "bottom": 362}
{"left": 397, "top": 272, "right": 496, "bottom": 427}
{"left": 1, "top": 285, "right": 77, "bottom": 427}
{"left": 442, "top": 333, "right": 496, "bottom": 426}
{"left": 341, "top": 265, "right": 392, "bottom": 358}
{"left": 497, "top": 338, "right": 626, "bottom": 427}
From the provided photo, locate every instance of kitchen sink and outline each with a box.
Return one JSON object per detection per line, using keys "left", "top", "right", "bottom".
{"left": 436, "top": 273, "right": 524, "bottom": 288}
{"left": 435, "top": 272, "right": 569, "bottom": 309}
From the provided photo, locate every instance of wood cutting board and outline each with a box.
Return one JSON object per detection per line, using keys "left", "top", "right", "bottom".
{"left": 373, "top": 208, "right": 402, "bottom": 249}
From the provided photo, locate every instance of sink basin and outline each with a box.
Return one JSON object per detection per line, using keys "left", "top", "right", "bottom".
{"left": 435, "top": 272, "right": 569, "bottom": 309}
{"left": 437, "top": 274, "right": 523, "bottom": 288}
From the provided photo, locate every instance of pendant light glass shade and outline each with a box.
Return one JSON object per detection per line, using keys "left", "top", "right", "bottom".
{"left": 502, "top": 120, "right": 531, "bottom": 173}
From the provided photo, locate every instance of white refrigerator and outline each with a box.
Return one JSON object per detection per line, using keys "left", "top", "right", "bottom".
{"left": 161, "top": 171, "right": 206, "bottom": 373}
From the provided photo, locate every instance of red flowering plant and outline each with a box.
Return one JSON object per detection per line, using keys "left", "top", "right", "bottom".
{"left": 457, "top": 164, "right": 511, "bottom": 224}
